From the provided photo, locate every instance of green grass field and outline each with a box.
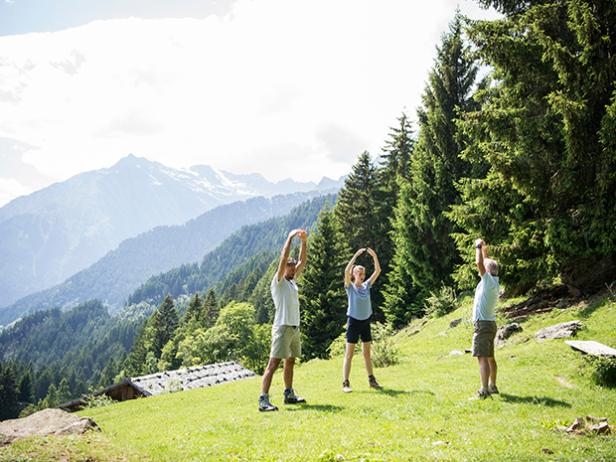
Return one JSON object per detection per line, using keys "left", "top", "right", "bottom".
{"left": 2, "top": 294, "right": 616, "bottom": 461}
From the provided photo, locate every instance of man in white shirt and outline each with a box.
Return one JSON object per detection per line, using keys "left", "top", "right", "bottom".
{"left": 472, "top": 238, "right": 500, "bottom": 399}
{"left": 259, "top": 229, "right": 307, "bottom": 412}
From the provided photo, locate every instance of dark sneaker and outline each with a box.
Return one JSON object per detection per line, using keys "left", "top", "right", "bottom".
{"left": 488, "top": 385, "right": 499, "bottom": 395}
{"left": 283, "top": 388, "right": 306, "bottom": 404}
{"left": 476, "top": 388, "right": 490, "bottom": 400}
{"left": 258, "top": 394, "right": 278, "bottom": 412}
{"left": 342, "top": 380, "right": 352, "bottom": 393}
{"left": 368, "top": 375, "right": 382, "bottom": 390}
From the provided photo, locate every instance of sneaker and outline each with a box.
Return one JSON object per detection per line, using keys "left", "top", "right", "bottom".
{"left": 488, "top": 384, "right": 499, "bottom": 395}
{"left": 258, "top": 394, "right": 278, "bottom": 412}
{"left": 476, "top": 388, "right": 490, "bottom": 400}
{"left": 283, "top": 388, "right": 306, "bottom": 404}
{"left": 368, "top": 375, "right": 382, "bottom": 390}
{"left": 342, "top": 380, "right": 352, "bottom": 393}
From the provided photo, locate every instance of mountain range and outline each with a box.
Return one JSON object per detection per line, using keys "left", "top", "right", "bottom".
{"left": 0, "top": 191, "right": 328, "bottom": 326}
{"left": 0, "top": 154, "right": 342, "bottom": 308}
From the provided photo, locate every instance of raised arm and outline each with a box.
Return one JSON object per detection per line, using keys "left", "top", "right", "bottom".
{"left": 294, "top": 230, "right": 308, "bottom": 277}
{"left": 475, "top": 238, "right": 487, "bottom": 277}
{"left": 366, "top": 248, "right": 381, "bottom": 285}
{"left": 276, "top": 230, "right": 300, "bottom": 282}
{"left": 345, "top": 248, "right": 365, "bottom": 287}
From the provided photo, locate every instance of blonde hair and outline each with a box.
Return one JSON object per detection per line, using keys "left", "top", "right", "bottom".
{"left": 352, "top": 265, "right": 365, "bottom": 281}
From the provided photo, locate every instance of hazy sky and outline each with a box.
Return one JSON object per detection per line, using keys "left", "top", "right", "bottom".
{"left": 0, "top": 0, "right": 499, "bottom": 206}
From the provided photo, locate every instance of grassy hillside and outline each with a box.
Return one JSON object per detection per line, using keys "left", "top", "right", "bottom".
{"left": 2, "top": 293, "right": 615, "bottom": 461}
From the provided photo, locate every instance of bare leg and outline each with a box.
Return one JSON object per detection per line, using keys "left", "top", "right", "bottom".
{"left": 283, "top": 357, "right": 295, "bottom": 389}
{"left": 343, "top": 343, "right": 356, "bottom": 381}
{"left": 477, "top": 357, "right": 490, "bottom": 390}
{"left": 362, "top": 341, "right": 374, "bottom": 377}
{"left": 261, "top": 357, "right": 281, "bottom": 395}
{"left": 488, "top": 357, "right": 497, "bottom": 387}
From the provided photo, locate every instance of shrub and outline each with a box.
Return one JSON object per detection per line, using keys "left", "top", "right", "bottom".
{"left": 424, "top": 285, "right": 459, "bottom": 318}
{"left": 327, "top": 323, "right": 399, "bottom": 368}
{"left": 584, "top": 355, "right": 616, "bottom": 387}
{"left": 327, "top": 330, "right": 358, "bottom": 358}
{"left": 371, "top": 322, "right": 400, "bottom": 368}
{"left": 84, "top": 394, "right": 115, "bottom": 409}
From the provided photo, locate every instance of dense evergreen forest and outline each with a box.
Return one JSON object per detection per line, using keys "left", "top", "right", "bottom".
{"left": 1, "top": 0, "right": 614, "bottom": 420}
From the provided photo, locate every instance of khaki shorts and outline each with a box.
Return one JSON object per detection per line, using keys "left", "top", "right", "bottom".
{"left": 472, "top": 321, "right": 497, "bottom": 357}
{"left": 270, "top": 325, "right": 301, "bottom": 359}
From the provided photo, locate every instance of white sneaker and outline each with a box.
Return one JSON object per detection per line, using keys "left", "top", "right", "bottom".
{"left": 342, "top": 380, "right": 352, "bottom": 393}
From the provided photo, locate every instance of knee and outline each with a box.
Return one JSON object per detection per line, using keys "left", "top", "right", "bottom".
{"left": 345, "top": 345, "right": 355, "bottom": 358}
{"left": 266, "top": 360, "right": 280, "bottom": 374}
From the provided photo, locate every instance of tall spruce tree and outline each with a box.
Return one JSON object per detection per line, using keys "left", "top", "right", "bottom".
{"left": 18, "top": 372, "right": 33, "bottom": 403}
{"left": 299, "top": 208, "right": 350, "bottom": 360}
{"left": 334, "top": 151, "right": 380, "bottom": 252}
{"left": 381, "top": 180, "right": 423, "bottom": 328}
{"left": 151, "top": 295, "right": 179, "bottom": 358}
{"left": 382, "top": 13, "right": 480, "bottom": 326}
{"left": 184, "top": 293, "right": 201, "bottom": 324}
{"left": 334, "top": 151, "right": 387, "bottom": 316}
{"left": 449, "top": 0, "right": 616, "bottom": 294}
{"left": 375, "top": 113, "right": 416, "bottom": 295}
{"left": 200, "top": 288, "right": 219, "bottom": 329}
{"left": 0, "top": 363, "right": 19, "bottom": 419}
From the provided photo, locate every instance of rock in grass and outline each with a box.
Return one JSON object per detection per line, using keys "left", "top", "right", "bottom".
{"left": 0, "top": 409, "right": 100, "bottom": 444}
{"left": 496, "top": 323, "right": 523, "bottom": 346}
{"left": 535, "top": 320, "right": 582, "bottom": 340}
{"left": 449, "top": 318, "right": 463, "bottom": 328}
{"left": 561, "top": 416, "right": 611, "bottom": 435}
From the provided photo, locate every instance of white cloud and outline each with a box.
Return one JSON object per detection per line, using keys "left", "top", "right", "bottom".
{"left": 0, "top": 0, "right": 499, "bottom": 202}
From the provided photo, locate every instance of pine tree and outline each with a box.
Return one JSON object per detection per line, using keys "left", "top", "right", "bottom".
{"left": 0, "top": 363, "right": 19, "bottom": 419}
{"left": 381, "top": 13, "right": 480, "bottom": 326}
{"left": 184, "top": 293, "right": 201, "bottom": 324}
{"left": 122, "top": 322, "right": 151, "bottom": 377}
{"left": 407, "top": 12, "right": 479, "bottom": 296}
{"left": 18, "top": 372, "right": 33, "bottom": 403}
{"left": 251, "top": 259, "right": 278, "bottom": 324}
{"left": 299, "top": 208, "right": 350, "bottom": 360}
{"left": 381, "top": 180, "right": 423, "bottom": 329}
{"left": 45, "top": 383, "right": 60, "bottom": 408}
{"left": 151, "top": 295, "right": 179, "bottom": 358}
{"left": 57, "top": 378, "right": 72, "bottom": 404}
{"left": 334, "top": 151, "right": 386, "bottom": 316}
{"left": 200, "top": 289, "right": 219, "bottom": 329}
{"left": 334, "top": 151, "right": 380, "bottom": 252}
{"left": 375, "top": 113, "right": 416, "bottom": 303}
{"left": 379, "top": 112, "right": 415, "bottom": 185}
{"left": 450, "top": 0, "right": 616, "bottom": 293}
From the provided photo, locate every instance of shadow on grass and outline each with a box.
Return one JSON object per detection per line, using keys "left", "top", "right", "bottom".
{"left": 284, "top": 404, "right": 344, "bottom": 413}
{"left": 354, "top": 388, "right": 434, "bottom": 397}
{"left": 499, "top": 393, "right": 571, "bottom": 408}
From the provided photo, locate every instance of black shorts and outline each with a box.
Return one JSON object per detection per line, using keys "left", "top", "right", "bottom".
{"left": 346, "top": 316, "right": 372, "bottom": 343}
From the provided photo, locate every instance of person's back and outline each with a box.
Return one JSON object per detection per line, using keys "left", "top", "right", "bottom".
{"left": 472, "top": 272, "right": 499, "bottom": 322}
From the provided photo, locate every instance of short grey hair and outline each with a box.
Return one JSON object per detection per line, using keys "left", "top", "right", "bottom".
{"left": 485, "top": 258, "right": 499, "bottom": 276}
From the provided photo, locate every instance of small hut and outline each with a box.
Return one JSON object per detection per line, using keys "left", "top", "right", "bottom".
{"left": 60, "top": 361, "right": 255, "bottom": 412}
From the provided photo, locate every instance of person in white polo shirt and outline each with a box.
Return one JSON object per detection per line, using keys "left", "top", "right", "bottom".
{"left": 259, "top": 229, "right": 308, "bottom": 412}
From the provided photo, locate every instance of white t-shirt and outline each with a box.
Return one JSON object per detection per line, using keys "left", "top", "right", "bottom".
{"left": 472, "top": 272, "right": 500, "bottom": 321}
{"left": 271, "top": 274, "right": 300, "bottom": 326}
